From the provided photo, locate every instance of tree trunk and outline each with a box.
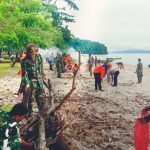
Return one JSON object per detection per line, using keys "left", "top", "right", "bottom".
{"left": 38, "top": 117, "right": 48, "bottom": 150}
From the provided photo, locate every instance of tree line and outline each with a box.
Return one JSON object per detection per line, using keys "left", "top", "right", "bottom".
{"left": 0, "top": 0, "right": 78, "bottom": 54}
{"left": 69, "top": 38, "right": 108, "bottom": 54}
{"left": 0, "top": 0, "right": 108, "bottom": 55}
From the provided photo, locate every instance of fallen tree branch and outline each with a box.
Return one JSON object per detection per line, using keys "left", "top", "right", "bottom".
{"left": 38, "top": 70, "right": 78, "bottom": 150}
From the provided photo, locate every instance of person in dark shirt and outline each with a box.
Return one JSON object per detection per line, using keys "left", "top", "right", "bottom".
{"left": 0, "top": 103, "right": 34, "bottom": 150}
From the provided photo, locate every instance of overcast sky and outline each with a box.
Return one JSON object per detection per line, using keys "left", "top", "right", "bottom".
{"left": 64, "top": 0, "right": 150, "bottom": 51}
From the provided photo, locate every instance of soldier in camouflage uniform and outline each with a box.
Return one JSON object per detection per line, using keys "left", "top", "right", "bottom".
{"left": 0, "top": 103, "right": 33, "bottom": 150}
{"left": 21, "top": 44, "right": 47, "bottom": 116}
{"left": 55, "top": 53, "right": 62, "bottom": 78}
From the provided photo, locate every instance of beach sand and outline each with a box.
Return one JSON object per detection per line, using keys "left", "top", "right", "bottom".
{"left": 0, "top": 62, "right": 150, "bottom": 150}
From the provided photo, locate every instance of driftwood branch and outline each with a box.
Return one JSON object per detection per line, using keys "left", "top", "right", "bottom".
{"left": 38, "top": 117, "right": 48, "bottom": 150}
{"left": 47, "top": 77, "right": 76, "bottom": 114}
{"left": 38, "top": 71, "right": 77, "bottom": 150}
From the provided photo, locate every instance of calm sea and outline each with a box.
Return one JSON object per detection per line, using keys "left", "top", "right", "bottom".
{"left": 105, "top": 53, "right": 150, "bottom": 66}
{"left": 39, "top": 49, "right": 150, "bottom": 67}
{"left": 85, "top": 53, "right": 150, "bottom": 67}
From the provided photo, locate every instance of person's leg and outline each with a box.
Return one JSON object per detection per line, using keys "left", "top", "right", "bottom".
{"left": 27, "top": 81, "right": 37, "bottom": 116}
{"left": 107, "top": 74, "right": 110, "bottom": 83}
{"left": 12, "top": 60, "right": 16, "bottom": 67}
{"left": 49, "top": 64, "right": 51, "bottom": 70}
{"left": 139, "top": 76, "right": 142, "bottom": 83}
{"left": 50, "top": 64, "right": 52, "bottom": 70}
{"left": 114, "top": 71, "right": 120, "bottom": 86}
{"left": 36, "top": 86, "right": 47, "bottom": 115}
{"left": 137, "top": 74, "right": 141, "bottom": 83}
{"left": 51, "top": 63, "right": 53, "bottom": 70}
{"left": 97, "top": 74, "right": 102, "bottom": 90}
{"left": 57, "top": 67, "right": 61, "bottom": 78}
{"left": 94, "top": 74, "right": 98, "bottom": 90}
{"left": 89, "top": 66, "right": 92, "bottom": 76}
{"left": 111, "top": 75, "right": 114, "bottom": 85}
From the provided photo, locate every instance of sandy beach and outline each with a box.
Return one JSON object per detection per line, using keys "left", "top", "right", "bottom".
{"left": 0, "top": 61, "right": 150, "bottom": 150}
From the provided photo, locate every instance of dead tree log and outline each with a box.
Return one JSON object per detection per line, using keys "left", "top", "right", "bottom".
{"left": 38, "top": 71, "right": 78, "bottom": 150}
{"left": 38, "top": 117, "right": 48, "bottom": 150}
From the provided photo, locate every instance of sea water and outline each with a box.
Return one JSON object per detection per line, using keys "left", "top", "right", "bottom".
{"left": 39, "top": 49, "right": 150, "bottom": 67}
{"left": 81, "top": 53, "right": 150, "bottom": 67}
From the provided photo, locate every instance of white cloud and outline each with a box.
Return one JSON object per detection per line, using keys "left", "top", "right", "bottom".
{"left": 68, "top": 0, "right": 150, "bottom": 51}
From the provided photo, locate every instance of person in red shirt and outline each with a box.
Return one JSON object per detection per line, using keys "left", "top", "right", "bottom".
{"left": 72, "top": 63, "right": 79, "bottom": 77}
{"left": 93, "top": 63, "right": 105, "bottom": 91}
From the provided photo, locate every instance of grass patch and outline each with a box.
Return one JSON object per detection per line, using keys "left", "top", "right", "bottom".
{"left": 0, "top": 104, "right": 14, "bottom": 112}
{"left": 0, "top": 104, "right": 14, "bottom": 124}
{"left": 0, "top": 63, "right": 20, "bottom": 77}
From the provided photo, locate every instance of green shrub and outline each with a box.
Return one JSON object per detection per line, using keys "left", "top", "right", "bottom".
{"left": 1, "top": 104, "right": 14, "bottom": 112}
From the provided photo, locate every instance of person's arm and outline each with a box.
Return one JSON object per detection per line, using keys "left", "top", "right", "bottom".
{"left": 21, "top": 61, "right": 30, "bottom": 92}
{"left": 141, "top": 63, "right": 143, "bottom": 73}
{"left": 18, "top": 81, "right": 24, "bottom": 96}
{"left": 100, "top": 68, "right": 105, "bottom": 79}
{"left": 38, "top": 54, "right": 46, "bottom": 80}
{"left": 144, "top": 115, "right": 150, "bottom": 123}
{"left": 136, "top": 63, "right": 139, "bottom": 73}
{"left": 20, "top": 139, "right": 34, "bottom": 148}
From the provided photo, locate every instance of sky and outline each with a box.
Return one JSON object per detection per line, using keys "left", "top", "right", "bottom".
{"left": 62, "top": 0, "right": 150, "bottom": 51}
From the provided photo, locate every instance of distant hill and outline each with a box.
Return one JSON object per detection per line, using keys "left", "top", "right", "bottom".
{"left": 112, "top": 50, "right": 150, "bottom": 54}
{"left": 69, "top": 38, "right": 108, "bottom": 54}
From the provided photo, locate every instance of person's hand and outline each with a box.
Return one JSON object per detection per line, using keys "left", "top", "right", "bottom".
{"left": 138, "top": 118, "right": 146, "bottom": 124}
{"left": 25, "top": 84, "right": 30, "bottom": 92}
{"left": 42, "top": 75, "right": 47, "bottom": 80}
{"left": 18, "top": 92, "right": 22, "bottom": 97}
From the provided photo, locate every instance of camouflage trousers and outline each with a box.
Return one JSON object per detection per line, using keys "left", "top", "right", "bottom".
{"left": 22, "top": 80, "right": 47, "bottom": 115}
{"left": 56, "top": 67, "right": 61, "bottom": 78}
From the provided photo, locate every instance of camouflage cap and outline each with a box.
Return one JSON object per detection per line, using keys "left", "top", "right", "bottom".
{"left": 26, "top": 44, "right": 38, "bottom": 53}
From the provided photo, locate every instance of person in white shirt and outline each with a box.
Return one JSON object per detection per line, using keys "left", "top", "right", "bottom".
{"left": 107, "top": 69, "right": 120, "bottom": 86}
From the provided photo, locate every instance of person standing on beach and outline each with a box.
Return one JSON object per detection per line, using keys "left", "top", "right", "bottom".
{"left": 55, "top": 53, "right": 62, "bottom": 78}
{"left": 95, "top": 56, "right": 98, "bottom": 67}
{"left": 93, "top": 62, "right": 105, "bottom": 91}
{"left": 47, "top": 52, "right": 54, "bottom": 71}
{"left": 135, "top": 58, "right": 143, "bottom": 83}
{"left": 88, "top": 54, "right": 94, "bottom": 76}
{"left": 21, "top": 44, "right": 47, "bottom": 116}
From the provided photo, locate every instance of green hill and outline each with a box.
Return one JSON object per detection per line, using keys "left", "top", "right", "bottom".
{"left": 69, "top": 38, "right": 108, "bottom": 54}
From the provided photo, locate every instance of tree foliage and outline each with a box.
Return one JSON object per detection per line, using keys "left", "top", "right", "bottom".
{"left": 70, "top": 38, "right": 108, "bottom": 55}
{"left": 44, "top": 1, "right": 76, "bottom": 47}
{"left": 0, "top": 0, "right": 78, "bottom": 53}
